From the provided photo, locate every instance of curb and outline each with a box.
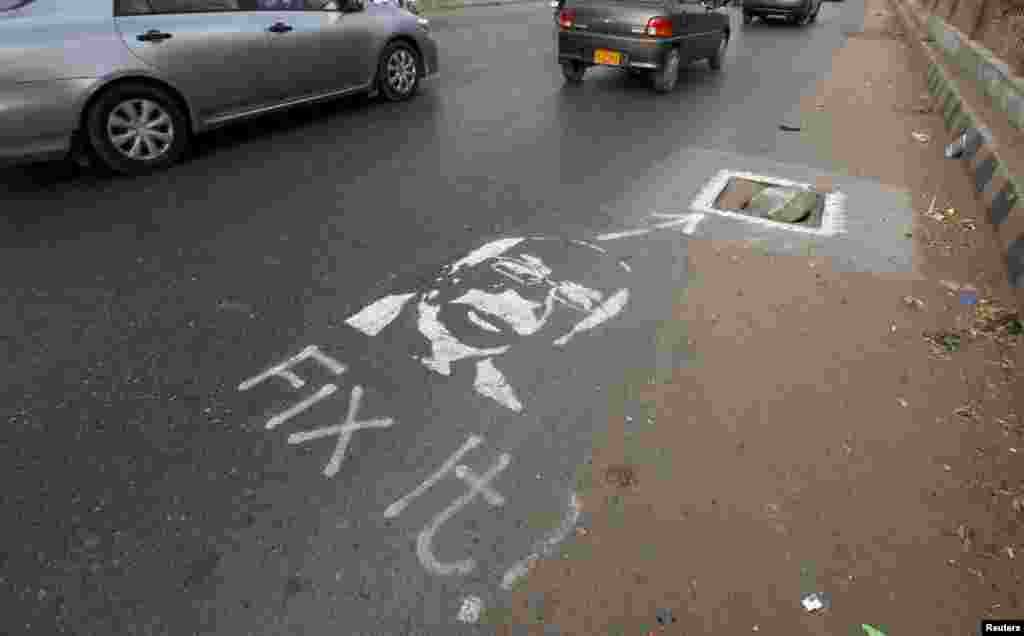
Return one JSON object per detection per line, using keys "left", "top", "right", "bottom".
{"left": 890, "top": 0, "right": 1024, "bottom": 297}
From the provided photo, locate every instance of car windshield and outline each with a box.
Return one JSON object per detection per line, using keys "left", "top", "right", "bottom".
{"left": 0, "top": 0, "right": 35, "bottom": 9}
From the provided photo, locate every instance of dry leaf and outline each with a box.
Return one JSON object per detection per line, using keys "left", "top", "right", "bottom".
{"left": 898, "top": 398, "right": 909, "bottom": 408}
{"left": 912, "top": 131, "right": 931, "bottom": 143}
{"left": 903, "top": 296, "right": 925, "bottom": 310}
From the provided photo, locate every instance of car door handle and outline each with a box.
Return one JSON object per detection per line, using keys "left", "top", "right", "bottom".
{"left": 267, "top": 22, "right": 294, "bottom": 33}
{"left": 136, "top": 29, "right": 173, "bottom": 42}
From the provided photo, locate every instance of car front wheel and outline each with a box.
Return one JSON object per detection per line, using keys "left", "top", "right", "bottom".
{"left": 378, "top": 41, "right": 421, "bottom": 102}
{"left": 85, "top": 82, "right": 190, "bottom": 176}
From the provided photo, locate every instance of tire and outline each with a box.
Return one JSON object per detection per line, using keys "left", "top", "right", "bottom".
{"left": 562, "top": 60, "right": 586, "bottom": 83}
{"left": 650, "top": 47, "right": 680, "bottom": 94}
{"left": 742, "top": 11, "right": 753, "bottom": 23}
{"left": 85, "top": 82, "right": 190, "bottom": 176}
{"left": 708, "top": 31, "right": 728, "bottom": 70}
{"left": 377, "top": 41, "right": 421, "bottom": 102}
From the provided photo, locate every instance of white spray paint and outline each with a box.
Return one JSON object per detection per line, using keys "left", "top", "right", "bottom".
{"left": 286, "top": 385, "right": 394, "bottom": 478}
{"left": 596, "top": 212, "right": 706, "bottom": 241}
{"left": 457, "top": 595, "right": 484, "bottom": 623}
{"left": 473, "top": 358, "right": 523, "bottom": 412}
{"left": 383, "top": 435, "right": 511, "bottom": 576}
{"left": 553, "top": 288, "right": 629, "bottom": 347}
{"left": 344, "top": 293, "right": 415, "bottom": 336}
{"left": 265, "top": 383, "right": 338, "bottom": 431}
{"left": 384, "top": 435, "right": 484, "bottom": 519}
{"left": 448, "top": 237, "right": 524, "bottom": 275}
{"left": 500, "top": 491, "right": 581, "bottom": 590}
{"left": 416, "top": 301, "right": 509, "bottom": 376}
{"left": 415, "top": 453, "right": 511, "bottom": 576}
{"left": 238, "top": 345, "right": 346, "bottom": 391}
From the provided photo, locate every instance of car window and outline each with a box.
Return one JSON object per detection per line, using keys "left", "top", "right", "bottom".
{"left": 147, "top": 0, "right": 243, "bottom": 12}
{"left": 115, "top": 0, "right": 154, "bottom": 15}
{"left": 0, "top": 0, "right": 35, "bottom": 10}
{"left": 252, "top": 0, "right": 328, "bottom": 8}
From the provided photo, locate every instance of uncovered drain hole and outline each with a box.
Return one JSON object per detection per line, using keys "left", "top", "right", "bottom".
{"left": 691, "top": 170, "right": 847, "bottom": 236}
{"left": 714, "top": 177, "right": 824, "bottom": 227}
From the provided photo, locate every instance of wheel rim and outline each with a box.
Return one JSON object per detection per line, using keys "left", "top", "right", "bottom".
{"left": 106, "top": 98, "right": 174, "bottom": 161}
{"left": 386, "top": 49, "right": 417, "bottom": 95}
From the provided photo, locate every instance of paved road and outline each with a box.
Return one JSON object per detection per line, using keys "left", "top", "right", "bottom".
{"left": 1, "top": 3, "right": 878, "bottom": 634}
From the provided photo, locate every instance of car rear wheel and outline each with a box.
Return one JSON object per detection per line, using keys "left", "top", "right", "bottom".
{"left": 650, "top": 47, "right": 680, "bottom": 94}
{"left": 562, "top": 60, "right": 586, "bottom": 83}
{"left": 378, "top": 41, "right": 421, "bottom": 102}
{"left": 708, "top": 31, "right": 728, "bottom": 70}
{"left": 85, "top": 82, "right": 190, "bottom": 176}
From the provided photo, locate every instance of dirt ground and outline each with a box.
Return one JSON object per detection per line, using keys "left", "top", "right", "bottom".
{"left": 489, "top": 0, "right": 1024, "bottom": 633}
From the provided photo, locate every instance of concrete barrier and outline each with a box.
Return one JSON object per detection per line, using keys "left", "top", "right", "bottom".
{"left": 893, "top": 0, "right": 1024, "bottom": 301}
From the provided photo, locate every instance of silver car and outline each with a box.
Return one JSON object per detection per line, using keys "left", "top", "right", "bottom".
{"left": 0, "top": 0, "right": 439, "bottom": 175}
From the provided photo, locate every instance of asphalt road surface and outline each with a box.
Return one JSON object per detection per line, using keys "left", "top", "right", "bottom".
{"left": 1, "top": 2, "right": 873, "bottom": 634}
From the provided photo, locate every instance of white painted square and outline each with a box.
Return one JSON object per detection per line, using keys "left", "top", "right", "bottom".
{"left": 690, "top": 169, "right": 847, "bottom": 237}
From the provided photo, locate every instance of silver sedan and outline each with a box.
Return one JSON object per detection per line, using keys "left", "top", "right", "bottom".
{"left": 0, "top": 0, "right": 439, "bottom": 175}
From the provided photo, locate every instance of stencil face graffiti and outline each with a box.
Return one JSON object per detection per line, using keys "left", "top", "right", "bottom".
{"left": 345, "top": 237, "right": 631, "bottom": 412}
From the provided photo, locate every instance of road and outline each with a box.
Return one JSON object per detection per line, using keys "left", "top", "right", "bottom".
{"left": 0, "top": 2, "right": 886, "bottom": 634}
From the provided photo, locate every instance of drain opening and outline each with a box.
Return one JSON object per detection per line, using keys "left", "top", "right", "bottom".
{"left": 714, "top": 177, "right": 826, "bottom": 228}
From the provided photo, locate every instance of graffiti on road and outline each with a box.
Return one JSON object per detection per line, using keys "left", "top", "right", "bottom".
{"left": 345, "top": 237, "right": 632, "bottom": 412}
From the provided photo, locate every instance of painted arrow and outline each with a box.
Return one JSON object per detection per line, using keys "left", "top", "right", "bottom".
{"left": 595, "top": 212, "right": 705, "bottom": 241}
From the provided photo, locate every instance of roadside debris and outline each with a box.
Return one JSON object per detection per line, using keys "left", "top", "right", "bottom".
{"left": 960, "top": 289, "right": 978, "bottom": 305}
{"left": 800, "top": 591, "right": 830, "bottom": 613}
{"left": 956, "top": 523, "right": 975, "bottom": 551}
{"left": 779, "top": 124, "right": 802, "bottom": 132}
{"left": 862, "top": 624, "right": 888, "bottom": 636}
{"left": 604, "top": 465, "right": 638, "bottom": 489}
{"left": 898, "top": 398, "right": 909, "bottom": 408}
{"left": 945, "top": 132, "right": 969, "bottom": 158}
{"left": 954, "top": 404, "right": 980, "bottom": 419}
{"left": 912, "top": 131, "right": 931, "bottom": 143}
{"left": 903, "top": 296, "right": 925, "bottom": 310}
{"left": 926, "top": 205, "right": 959, "bottom": 223}
{"left": 655, "top": 608, "right": 677, "bottom": 625}
{"left": 457, "top": 595, "right": 483, "bottom": 623}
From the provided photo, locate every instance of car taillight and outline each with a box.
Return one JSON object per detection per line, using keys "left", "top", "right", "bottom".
{"left": 558, "top": 7, "right": 575, "bottom": 29}
{"left": 645, "top": 16, "right": 672, "bottom": 37}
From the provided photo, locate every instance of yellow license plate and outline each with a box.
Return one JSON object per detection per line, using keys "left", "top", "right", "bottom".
{"left": 593, "top": 49, "right": 622, "bottom": 66}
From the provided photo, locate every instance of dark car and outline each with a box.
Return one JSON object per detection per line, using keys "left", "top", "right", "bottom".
{"left": 742, "top": 0, "right": 823, "bottom": 24}
{"left": 556, "top": 0, "right": 730, "bottom": 93}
